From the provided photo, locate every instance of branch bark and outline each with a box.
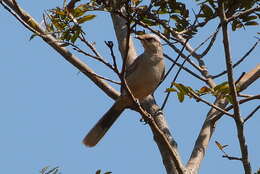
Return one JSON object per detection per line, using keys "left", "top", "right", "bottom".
{"left": 219, "top": 1, "right": 251, "bottom": 172}
{"left": 186, "top": 64, "right": 259, "bottom": 173}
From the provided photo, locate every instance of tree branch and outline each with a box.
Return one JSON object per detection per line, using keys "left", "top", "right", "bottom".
{"left": 244, "top": 105, "right": 260, "bottom": 123}
{"left": 110, "top": 2, "right": 183, "bottom": 174}
{"left": 186, "top": 54, "right": 259, "bottom": 174}
{"left": 2, "top": 0, "right": 120, "bottom": 100}
{"left": 219, "top": 2, "right": 251, "bottom": 172}
{"left": 213, "top": 40, "right": 260, "bottom": 79}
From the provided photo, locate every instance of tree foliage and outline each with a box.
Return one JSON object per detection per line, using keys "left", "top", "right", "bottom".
{"left": 1, "top": 0, "right": 260, "bottom": 174}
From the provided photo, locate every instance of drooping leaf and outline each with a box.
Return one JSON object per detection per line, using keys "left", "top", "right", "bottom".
{"left": 244, "top": 21, "right": 259, "bottom": 26}
{"left": 29, "top": 33, "right": 38, "bottom": 41}
{"left": 165, "top": 88, "right": 177, "bottom": 93}
{"left": 198, "top": 86, "right": 211, "bottom": 94}
{"left": 73, "top": 4, "right": 89, "bottom": 17}
{"left": 77, "top": 14, "right": 96, "bottom": 24}
{"left": 201, "top": 4, "right": 214, "bottom": 19}
{"left": 215, "top": 140, "right": 228, "bottom": 151}
{"left": 215, "top": 140, "right": 224, "bottom": 150}
{"left": 96, "top": 169, "right": 101, "bottom": 174}
{"left": 225, "top": 95, "right": 234, "bottom": 104}
{"left": 242, "top": 15, "right": 258, "bottom": 22}
{"left": 177, "top": 91, "right": 185, "bottom": 102}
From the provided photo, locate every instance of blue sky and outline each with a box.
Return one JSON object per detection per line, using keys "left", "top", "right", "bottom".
{"left": 0, "top": 1, "right": 259, "bottom": 174}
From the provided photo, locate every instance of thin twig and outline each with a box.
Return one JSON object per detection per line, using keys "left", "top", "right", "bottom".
{"left": 189, "top": 91, "right": 233, "bottom": 117}
{"left": 161, "top": 9, "right": 203, "bottom": 110}
{"left": 3, "top": 0, "right": 120, "bottom": 100}
{"left": 164, "top": 54, "right": 207, "bottom": 82}
{"left": 214, "top": 95, "right": 260, "bottom": 122}
{"left": 213, "top": 39, "right": 260, "bottom": 79}
{"left": 104, "top": 41, "right": 120, "bottom": 75}
{"left": 235, "top": 72, "right": 246, "bottom": 85}
{"left": 238, "top": 93, "right": 253, "bottom": 98}
{"left": 200, "top": 25, "right": 220, "bottom": 58}
{"left": 79, "top": 34, "right": 103, "bottom": 58}
{"left": 244, "top": 105, "right": 260, "bottom": 123}
{"left": 70, "top": 43, "right": 116, "bottom": 72}
{"left": 223, "top": 155, "right": 243, "bottom": 161}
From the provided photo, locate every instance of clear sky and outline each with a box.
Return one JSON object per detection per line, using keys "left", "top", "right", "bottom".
{"left": 0, "top": 1, "right": 259, "bottom": 174}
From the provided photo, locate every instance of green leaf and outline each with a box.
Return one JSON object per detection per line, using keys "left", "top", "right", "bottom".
{"left": 173, "top": 83, "right": 189, "bottom": 95}
{"left": 70, "top": 29, "right": 81, "bottom": 43}
{"left": 73, "top": 4, "right": 89, "bottom": 17}
{"left": 52, "top": 8, "right": 66, "bottom": 16}
{"left": 142, "top": 18, "right": 156, "bottom": 26}
{"left": 198, "top": 86, "right": 211, "bottom": 94}
{"left": 201, "top": 4, "right": 214, "bottom": 18}
{"left": 165, "top": 88, "right": 177, "bottom": 93}
{"left": 242, "top": 15, "right": 258, "bottom": 22}
{"left": 226, "top": 95, "right": 234, "bottom": 104}
{"left": 61, "top": 30, "right": 71, "bottom": 41}
{"left": 244, "top": 21, "right": 259, "bottom": 26}
{"left": 177, "top": 92, "right": 185, "bottom": 102}
{"left": 50, "top": 18, "right": 64, "bottom": 30}
{"left": 77, "top": 14, "right": 96, "bottom": 24}
{"left": 232, "top": 20, "right": 243, "bottom": 31}
{"left": 214, "top": 81, "right": 229, "bottom": 92}
{"left": 96, "top": 169, "right": 101, "bottom": 174}
{"left": 215, "top": 141, "right": 224, "bottom": 150}
{"left": 29, "top": 33, "right": 38, "bottom": 41}
{"left": 104, "top": 172, "right": 112, "bottom": 174}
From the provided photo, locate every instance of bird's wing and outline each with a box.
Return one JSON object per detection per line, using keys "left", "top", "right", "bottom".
{"left": 125, "top": 54, "right": 143, "bottom": 78}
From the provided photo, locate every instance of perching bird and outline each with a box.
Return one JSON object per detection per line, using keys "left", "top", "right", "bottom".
{"left": 83, "top": 34, "right": 165, "bottom": 147}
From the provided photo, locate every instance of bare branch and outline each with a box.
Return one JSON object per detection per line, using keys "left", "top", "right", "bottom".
{"left": 187, "top": 58, "right": 260, "bottom": 174}
{"left": 104, "top": 41, "right": 120, "bottom": 75}
{"left": 188, "top": 91, "right": 233, "bottom": 117}
{"left": 219, "top": 1, "right": 251, "bottom": 173}
{"left": 164, "top": 54, "right": 207, "bottom": 82}
{"left": 199, "top": 25, "right": 220, "bottom": 58}
{"left": 213, "top": 40, "right": 260, "bottom": 79}
{"left": 88, "top": 71, "right": 121, "bottom": 85}
{"left": 223, "top": 155, "right": 243, "bottom": 161}
{"left": 67, "top": 42, "right": 116, "bottom": 72}
{"left": 79, "top": 34, "right": 104, "bottom": 58}
{"left": 244, "top": 105, "right": 260, "bottom": 123}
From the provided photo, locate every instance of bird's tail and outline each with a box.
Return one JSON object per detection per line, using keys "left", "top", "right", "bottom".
{"left": 83, "top": 101, "right": 125, "bottom": 147}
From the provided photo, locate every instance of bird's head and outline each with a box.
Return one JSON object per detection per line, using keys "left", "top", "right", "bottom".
{"left": 135, "top": 34, "right": 162, "bottom": 54}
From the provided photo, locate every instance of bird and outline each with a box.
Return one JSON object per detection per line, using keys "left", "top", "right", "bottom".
{"left": 83, "top": 34, "right": 165, "bottom": 147}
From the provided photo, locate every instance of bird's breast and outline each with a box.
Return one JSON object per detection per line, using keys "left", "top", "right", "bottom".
{"left": 126, "top": 58, "right": 164, "bottom": 100}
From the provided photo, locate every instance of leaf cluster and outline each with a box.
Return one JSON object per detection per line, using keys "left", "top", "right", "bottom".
{"left": 166, "top": 82, "right": 239, "bottom": 104}
{"left": 42, "top": 4, "right": 96, "bottom": 44}
{"left": 196, "top": 0, "right": 260, "bottom": 31}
